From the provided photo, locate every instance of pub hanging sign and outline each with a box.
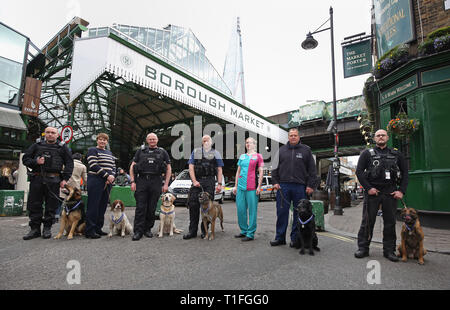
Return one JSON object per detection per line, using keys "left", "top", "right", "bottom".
{"left": 374, "top": 0, "right": 416, "bottom": 58}
{"left": 342, "top": 39, "right": 372, "bottom": 78}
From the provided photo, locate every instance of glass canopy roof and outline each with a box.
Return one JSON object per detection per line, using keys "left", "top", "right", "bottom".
{"left": 31, "top": 19, "right": 243, "bottom": 153}
{"left": 87, "top": 24, "right": 233, "bottom": 97}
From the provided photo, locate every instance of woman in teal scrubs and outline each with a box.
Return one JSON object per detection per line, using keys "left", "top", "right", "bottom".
{"left": 233, "top": 137, "right": 263, "bottom": 241}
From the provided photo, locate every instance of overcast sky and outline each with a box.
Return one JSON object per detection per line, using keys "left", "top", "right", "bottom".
{"left": 1, "top": 0, "right": 372, "bottom": 118}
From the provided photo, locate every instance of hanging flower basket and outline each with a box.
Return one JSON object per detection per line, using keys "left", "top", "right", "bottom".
{"left": 373, "top": 44, "right": 410, "bottom": 78}
{"left": 386, "top": 111, "right": 420, "bottom": 139}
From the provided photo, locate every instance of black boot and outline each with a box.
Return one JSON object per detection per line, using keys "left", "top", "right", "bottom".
{"left": 183, "top": 232, "right": 197, "bottom": 240}
{"left": 42, "top": 226, "right": 52, "bottom": 239}
{"left": 23, "top": 228, "right": 41, "bottom": 240}
{"left": 354, "top": 249, "right": 370, "bottom": 258}
{"left": 132, "top": 232, "right": 143, "bottom": 241}
{"left": 384, "top": 252, "right": 399, "bottom": 262}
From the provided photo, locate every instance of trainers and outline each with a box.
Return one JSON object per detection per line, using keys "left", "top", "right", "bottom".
{"left": 241, "top": 237, "right": 254, "bottom": 242}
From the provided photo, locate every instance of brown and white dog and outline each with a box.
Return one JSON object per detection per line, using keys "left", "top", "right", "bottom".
{"left": 54, "top": 184, "right": 86, "bottom": 240}
{"left": 397, "top": 207, "right": 427, "bottom": 265}
{"left": 158, "top": 193, "right": 183, "bottom": 237}
{"left": 199, "top": 192, "right": 224, "bottom": 240}
{"left": 108, "top": 200, "right": 133, "bottom": 238}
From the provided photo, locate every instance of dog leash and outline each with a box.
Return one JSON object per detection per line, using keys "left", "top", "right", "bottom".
{"left": 40, "top": 166, "right": 65, "bottom": 203}
{"left": 400, "top": 198, "right": 408, "bottom": 208}
{"left": 64, "top": 200, "right": 82, "bottom": 214}
{"left": 277, "top": 186, "right": 292, "bottom": 208}
{"left": 103, "top": 181, "right": 114, "bottom": 205}
{"left": 363, "top": 191, "right": 407, "bottom": 242}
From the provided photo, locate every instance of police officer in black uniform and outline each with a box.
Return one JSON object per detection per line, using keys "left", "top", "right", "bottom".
{"left": 355, "top": 129, "right": 408, "bottom": 262}
{"left": 22, "top": 127, "right": 74, "bottom": 240}
{"left": 183, "top": 135, "right": 224, "bottom": 240}
{"left": 130, "top": 133, "right": 171, "bottom": 241}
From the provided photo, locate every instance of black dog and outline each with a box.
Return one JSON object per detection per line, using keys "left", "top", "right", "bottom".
{"left": 292, "top": 199, "right": 320, "bottom": 255}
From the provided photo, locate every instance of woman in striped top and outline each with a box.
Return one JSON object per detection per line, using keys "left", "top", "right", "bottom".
{"left": 85, "top": 133, "right": 116, "bottom": 239}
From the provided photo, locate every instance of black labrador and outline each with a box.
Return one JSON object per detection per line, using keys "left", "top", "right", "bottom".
{"left": 292, "top": 199, "right": 320, "bottom": 255}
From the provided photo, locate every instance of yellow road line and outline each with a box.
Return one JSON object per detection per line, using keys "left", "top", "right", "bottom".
{"left": 317, "top": 232, "right": 355, "bottom": 243}
{"left": 317, "top": 232, "right": 383, "bottom": 248}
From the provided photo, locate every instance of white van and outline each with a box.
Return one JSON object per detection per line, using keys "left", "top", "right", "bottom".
{"left": 168, "top": 169, "right": 224, "bottom": 205}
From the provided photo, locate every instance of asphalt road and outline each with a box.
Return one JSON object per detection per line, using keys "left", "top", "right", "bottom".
{"left": 1, "top": 200, "right": 449, "bottom": 290}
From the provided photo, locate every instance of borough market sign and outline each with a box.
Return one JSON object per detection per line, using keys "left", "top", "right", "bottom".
{"left": 69, "top": 36, "right": 287, "bottom": 143}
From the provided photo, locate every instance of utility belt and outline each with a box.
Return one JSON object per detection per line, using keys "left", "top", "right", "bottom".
{"left": 367, "top": 182, "right": 397, "bottom": 194}
{"left": 32, "top": 172, "right": 60, "bottom": 178}
{"left": 137, "top": 173, "right": 161, "bottom": 180}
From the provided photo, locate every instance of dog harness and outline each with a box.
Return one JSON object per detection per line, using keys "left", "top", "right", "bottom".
{"left": 111, "top": 213, "right": 124, "bottom": 225}
{"left": 405, "top": 221, "right": 416, "bottom": 235}
{"left": 160, "top": 210, "right": 175, "bottom": 215}
{"left": 298, "top": 214, "right": 314, "bottom": 228}
{"left": 201, "top": 205, "right": 214, "bottom": 222}
{"left": 63, "top": 201, "right": 82, "bottom": 214}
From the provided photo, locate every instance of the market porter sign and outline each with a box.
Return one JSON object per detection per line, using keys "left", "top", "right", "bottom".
{"left": 374, "top": 0, "right": 415, "bottom": 58}
{"left": 342, "top": 39, "right": 372, "bottom": 78}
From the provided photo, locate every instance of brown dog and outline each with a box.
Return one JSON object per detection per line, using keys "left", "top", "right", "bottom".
{"left": 54, "top": 184, "right": 86, "bottom": 240}
{"left": 199, "top": 192, "right": 224, "bottom": 240}
{"left": 397, "top": 207, "right": 427, "bottom": 265}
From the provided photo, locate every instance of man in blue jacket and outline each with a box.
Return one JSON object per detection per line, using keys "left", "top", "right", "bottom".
{"left": 270, "top": 128, "right": 318, "bottom": 247}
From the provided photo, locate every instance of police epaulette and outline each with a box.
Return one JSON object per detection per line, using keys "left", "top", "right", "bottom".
{"left": 391, "top": 148, "right": 399, "bottom": 155}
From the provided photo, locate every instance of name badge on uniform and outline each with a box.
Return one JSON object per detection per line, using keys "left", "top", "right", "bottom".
{"left": 385, "top": 171, "right": 391, "bottom": 180}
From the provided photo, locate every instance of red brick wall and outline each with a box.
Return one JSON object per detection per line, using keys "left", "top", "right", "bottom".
{"left": 373, "top": 0, "right": 450, "bottom": 57}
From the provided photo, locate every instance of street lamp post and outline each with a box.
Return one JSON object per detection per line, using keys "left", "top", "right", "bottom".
{"left": 302, "top": 6, "right": 343, "bottom": 215}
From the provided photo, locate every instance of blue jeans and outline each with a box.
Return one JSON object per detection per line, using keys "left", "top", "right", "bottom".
{"left": 275, "top": 183, "right": 306, "bottom": 242}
